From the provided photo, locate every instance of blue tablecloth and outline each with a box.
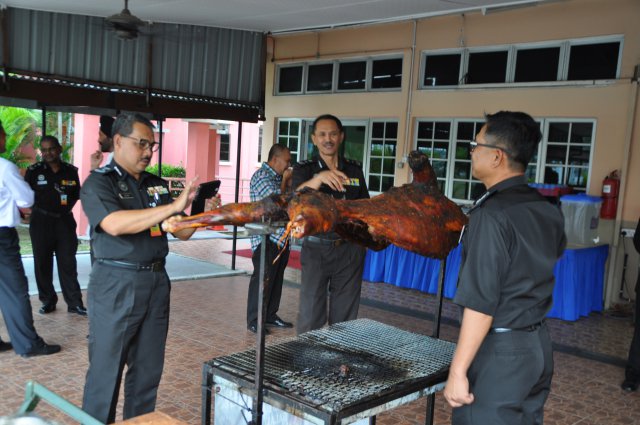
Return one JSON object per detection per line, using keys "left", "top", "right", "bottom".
{"left": 363, "top": 244, "right": 608, "bottom": 321}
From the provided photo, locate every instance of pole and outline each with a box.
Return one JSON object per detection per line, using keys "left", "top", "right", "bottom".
{"left": 425, "top": 258, "right": 447, "bottom": 425}
{"left": 231, "top": 121, "right": 243, "bottom": 270}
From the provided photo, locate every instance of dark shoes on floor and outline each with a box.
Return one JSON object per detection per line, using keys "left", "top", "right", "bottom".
{"left": 0, "top": 340, "right": 13, "bottom": 352}
{"left": 39, "top": 303, "right": 56, "bottom": 314}
{"left": 20, "top": 341, "right": 61, "bottom": 358}
{"left": 67, "top": 305, "right": 88, "bottom": 316}
{"left": 247, "top": 323, "right": 270, "bottom": 334}
{"left": 266, "top": 316, "right": 293, "bottom": 328}
{"left": 621, "top": 378, "right": 639, "bottom": 392}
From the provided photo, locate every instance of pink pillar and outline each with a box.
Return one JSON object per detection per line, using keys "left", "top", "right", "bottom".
{"left": 73, "top": 114, "right": 100, "bottom": 236}
{"left": 186, "top": 122, "right": 217, "bottom": 183}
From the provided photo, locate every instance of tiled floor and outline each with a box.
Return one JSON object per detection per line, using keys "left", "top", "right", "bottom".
{"left": 1, "top": 236, "right": 639, "bottom": 424}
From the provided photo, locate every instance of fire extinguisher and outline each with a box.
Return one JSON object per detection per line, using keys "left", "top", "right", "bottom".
{"left": 601, "top": 170, "right": 620, "bottom": 219}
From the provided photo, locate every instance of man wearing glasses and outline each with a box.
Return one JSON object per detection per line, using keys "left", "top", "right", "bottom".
{"left": 24, "top": 135, "right": 86, "bottom": 317}
{"left": 80, "top": 113, "right": 201, "bottom": 423}
{"left": 444, "top": 111, "right": 566, "bottom": 425}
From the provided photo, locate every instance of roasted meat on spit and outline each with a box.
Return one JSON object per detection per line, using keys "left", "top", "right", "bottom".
{"left": 162, "top": 151, "right": 467, "bottom": 259}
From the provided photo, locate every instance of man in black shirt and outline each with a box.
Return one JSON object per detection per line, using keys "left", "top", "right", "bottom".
{"left": 622, "top": 217, "right": 640, "bottom": 392}
{"left": 80, "top": 113, "right": 200, "bottom": 424}
{"left": 292, "top": 114, "right": 369, "bottom": 334}
{"left": 25, "top": 135, "right": 86, "bottom": 316}
{"left": 444, "top": 111, "right": 566, "bottom": 425}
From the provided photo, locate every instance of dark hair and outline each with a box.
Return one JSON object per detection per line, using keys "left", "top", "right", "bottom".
{"left": 40, "top": 135, "right": 61, "bottom": 148}
{"left": 484, "top": 111, "right": 541, "bottom": 171}
{"left": 267, "top": 143, "right": 290, "bottom": 161}
{"left": 112, "top": 113, "right": 155, "bottom": 137}
{"left": 100, "top": 115, "right": 115, "bottom": 138}
{"left": 312, "top": 114, "right": 343, "bottom": 134}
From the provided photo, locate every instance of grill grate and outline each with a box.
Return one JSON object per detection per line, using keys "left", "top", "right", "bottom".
{"left": 210, "top": 319, "right": 455, "bottom": 412}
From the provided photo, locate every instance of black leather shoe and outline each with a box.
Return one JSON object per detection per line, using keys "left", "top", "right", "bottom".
{"left": 266, "top": 316, "right": 293, "bottom": 328}
{"left": 248, "top": 323, "right": 270, "bottom": 334}
{"left": 0, "top": 340, "right": 12, "bottom": 352}
{"left": 38, "top": 304, "right": 56, "bottom": 314}
{"left": 68, "top": 306, "right": 87, "bottom": 316}
{"left": 621, "top": 379, "right": 639, "bottom": 392}
{"left": 20, "top": 341, "right": 61, "bottom": 358}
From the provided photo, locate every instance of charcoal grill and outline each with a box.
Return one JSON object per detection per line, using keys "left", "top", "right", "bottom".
{"left": 202, "top": 319, "right": 455, "bottom": 424}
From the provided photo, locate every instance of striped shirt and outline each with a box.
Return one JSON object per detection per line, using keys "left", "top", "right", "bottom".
{"left": 249, "top": 162, "right": 286, "bottom": 251}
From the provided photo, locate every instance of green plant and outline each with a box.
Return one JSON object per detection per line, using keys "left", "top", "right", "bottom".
{"left": 146, "top": 163, "right": 186, "bottom": 178}
{"left": 0, "top": 107, "right": 40, "bottom": 168}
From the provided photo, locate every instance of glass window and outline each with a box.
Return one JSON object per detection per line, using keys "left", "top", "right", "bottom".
{"left": 367, "top": 121, "right": 397, "bottom": 193}
{"left": 277, "top": 65, "right": 303, "bottom": 93}
{"left": 415, "top": 121, "right": 451, "bottom": 191}
{"left": 307, "top": 63, "right": 333, "bottom": 92}
{"left": 423, "top": 53, "right": 461, "bottom": 86}
{"left": 542, "top": 121, "right": 594, "bottom": 192}
{"left": 467, "top": 51, "right": 508, "bottom": 84}
{"left": 371, "top": 58, "right": 402, "bottom": 89}
{"left": 451, "top": 121, "right": 484, "bottom": 201}
{"left": 515, "top": 47, "right": 560, "bottom": 82}
{"left": 276, "top": 119, "right": 301, "bottom": 163}
{"left": 568, "top": 42, "right": 619, "bottom": 80}
{"left": 338, "top": 61, "right": 367, "bottom": 90}
{"left": 219, "top": 134, "right": 230, "bottom": 162}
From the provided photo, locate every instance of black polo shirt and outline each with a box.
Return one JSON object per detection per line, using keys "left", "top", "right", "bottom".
{"left": 292, "top": 155, "right": 369, "bottom": 201}
{"left": 80, "top": 161, "right": 174, "bottom": 263}
{"left": 25, "top": 161, "right": 80, "bottom": 214}
{"left": 454, "top": 175, "right": 567, "bottom": 328}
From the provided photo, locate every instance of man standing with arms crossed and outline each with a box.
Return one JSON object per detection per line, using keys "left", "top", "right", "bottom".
{"left": 292, "top": 114, "right": 369, "bottom": 334}
{"left": 25, "top": 135, "right": 86, "bottom": 316}
{"left": 81, "top": 113, "right": 201, "bottom": 423}
{"left": 246, "top": 144, "right": 294, "bottom": 334}
{"left": 0, "top": 119, "right": 61, "bottom": 357}
{"left": 444, "top": 111, "right": 566, "bottom": 425}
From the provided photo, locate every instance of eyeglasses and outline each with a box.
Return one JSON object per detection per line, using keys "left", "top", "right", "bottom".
{"left": 122, "top": 135, "right": 159, "bottom": 152}
{"left": 469, "top": 140, "right": 511, "bottom": 156}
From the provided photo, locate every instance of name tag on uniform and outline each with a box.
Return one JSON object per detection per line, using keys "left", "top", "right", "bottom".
{"left": 150, "top": 224, "right": 162, "bottom": 237}
{"left": 343, "top": 178, "right": 360, "bottom": 186}
{"left": 37, "top": 180, "right": 48, "bottom": 186}
{"left": 61, "top": 180, "right": 77, "bottom": 186}
{"left": 60, "top": 194, "right": 68, "bottom": 206}
{"left": 147, "top": 186, "right": 169, "bottom": 196}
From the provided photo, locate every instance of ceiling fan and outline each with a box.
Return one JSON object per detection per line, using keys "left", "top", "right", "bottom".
{"left": 105, "top": 0, "right": 146, "bottom": 40}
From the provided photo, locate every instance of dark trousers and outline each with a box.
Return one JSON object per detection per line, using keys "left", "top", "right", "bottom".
{"left": 82, "top": 263, "right": 170, "bottom": 424}
{"left": 29, "top": 212, "right": 83, "bottom": 308}
{"left": 452, "top": 323, "right": 554, "bottom": 425}
{"left": 625, "top": 277, "right": 640, "bottom": 382}
{"left": 297, "top": 241, "right": 366, "bottom": 335}
{"left": 0, "top": 227, "right": 43, "bottom": 354}
{"left": 247, "top": 240, "right": 290, "bottom": 326}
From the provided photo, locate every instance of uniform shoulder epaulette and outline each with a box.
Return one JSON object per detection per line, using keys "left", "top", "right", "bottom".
{"left": 27, "top": 162, "right": 44, "bottom": 171}
{"left": 344, "top": 158, "right": 362, "bottom": 167}
{"left": 62, "top": 162, "right": 78, "bottom": 171}
{"left": 92, "top": 165, "right": 115, "bottom": 174}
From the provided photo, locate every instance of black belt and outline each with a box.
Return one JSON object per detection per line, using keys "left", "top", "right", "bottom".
{"left": 33, "top": 207, "right": 71, "bottom": 219}
{"left": 96, "top": 259, "right": 165, "bottom": 272}
{"left": 489, "top": 321, "right": 544, "bottom": 334}
{"left": 306, "top": 236, "right": 346, "bottom": 247}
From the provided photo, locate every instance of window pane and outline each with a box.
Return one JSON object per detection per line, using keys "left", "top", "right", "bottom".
{"left": 433, "top": 142, "right": 449, "bottom": 159}
{"left": 434, "top": 122, "right": 451, "bottom": 140}
{"left": 455, "top": 143, "right": 472, "bottom": 160}
{"left": 568, "top": 42, "right": 619, "bottom": 80}
{"left": 370, "top": 141, "right": 383, "bottom": 156}
{"left": 544, "top": 167, "right": 561, "bottom": 184}
{"left": 372, "top": 122, "right": 384, "bottom": 138}
{"left": 385, "top": 122, "right": 398, "bottom": 138}
{"left": 568, "top": 145, "right": 590, "bottom": 166}
{"left": 384, "top": 140, "right": 396, "bottom": 156}
{"left": 278, "top": 66, "right": 303, "bottom": 93}
{"left": 548, "top": 122, "right": 569, "bottom": 143}
{"left": 525, "top": 164, "right": 537, "bottom": 183}
{"left": 567, "top": 166, "right": 588, "bottom": 188}
{"left": 515, "top": 47, "right": 560, "bottom": 82}
{"left": 381, "top": 176, "right": 395, "bottom": 191}
{"left": 307, "top": 63, "right": 333, "bottom": 91}
{"left": 454, "top": 162, "right": 470, "bottom": 179}
{"left": 423, "top": 54, "right": 461, "bottom": 86}
{"left": 432, "top": 160, "right": 447, "bottom": 178}
{"left": 372, "top": 58, "right": 402, "bottom": 89}
{"left": 546, "top": 145, "right": 567, "bottom": 164}
{"left": 467, "top": 51, "right": 508, "bottom": 84}
{"left": 369, "top": 157, "right": 382, "bottom": 174}
{"left": 369, "top": 175, "right": 381, "bottom": 192}
{"left": 338, "top": 61, "right": 366, "bottom": 90}
{"left": 219, "top": 134, "right": 230, "bottom": 161}
{"left": 417, "top": 122, "right": 433, "bottom": 139}
{"left": 457, "top": 122, "right": 476, "bottom": 141}
{"left": 278, "top": 121, "right": 288, "bottom": 134}
{"left": 452, "top": 181, "right": 468, "bottom": 199}
{"left": 289, "top": 137, "right": 298, "bottom": 152}
{"left": 383, "top": 158, "right": 395, "bottom": 174}
{"left": 570, "top": 122, "right": 593, "bottom": 143}
{"left": 289, "top": 121, "right": 299, "bottom": 134}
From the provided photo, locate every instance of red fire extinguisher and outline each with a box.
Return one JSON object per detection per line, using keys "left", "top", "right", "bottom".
{"left": 601, "top": 170, "right": 620, "bottom": 219}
